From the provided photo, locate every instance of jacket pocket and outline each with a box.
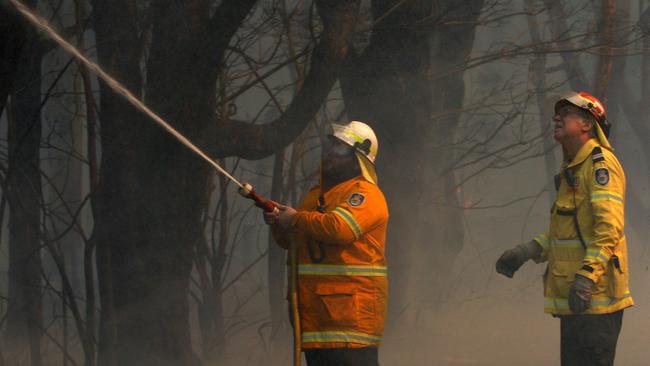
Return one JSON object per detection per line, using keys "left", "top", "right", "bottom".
{"left": 607, "top": 255, "right": 628, "bottom": 299}
{"left": 550, "top": 260, "right": 581, "bottom": 296}
{"left": 314, "top": 283, "right": 358, "bottom": 327}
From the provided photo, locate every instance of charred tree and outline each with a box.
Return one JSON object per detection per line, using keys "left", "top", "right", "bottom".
{"left": 0, "top": 0, "right": 29, "bottom": 116}
{"left": 90, "top": 0, "right": 143, "bottom": 364}
{"left": 543, "top": 0, "right": 591, "bottom": 91}
{"left": 341, "top": 0, "right": 484, "bottom": 324}
{"left": 341, "top": 0, "right": 436, "bottom": 321}
{"left": 526, "top": 0, "right": 558, "bottom": 205}
{"left": 420, "top": 0, "right": 484, "bottom": 310}
{"left": 594, "top": 0, "right": 617, "bottom": 103}
{"left": 194, "top": 161, "right": 227, "bottom": 362}
{"left": 607, "top": 0, "right": 650, "bottom": 239}
{"left": 5, "top": 0, "right": 44, "bottom": 363}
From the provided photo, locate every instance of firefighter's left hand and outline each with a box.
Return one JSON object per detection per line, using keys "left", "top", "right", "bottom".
{"left": 277, "top": 204, "right": 298, "bottom": 229}
{"left": 569, "top": 274, "right": 595, "bottom": 314}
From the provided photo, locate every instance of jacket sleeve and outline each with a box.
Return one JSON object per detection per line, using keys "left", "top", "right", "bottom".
{"left": 292, "top": 183, "right": 388, "bottom": 245}
{"left": 270, "top": 224, "right": 290, "bottom": 250}
{"left": 575, "top": 158, "right": 625, "bottom": 283}
{"left": 292, "top": 210, "right": 357, "bottom": 245}
{"left": 531, "top": 233, "right": 549, "bottom": 263}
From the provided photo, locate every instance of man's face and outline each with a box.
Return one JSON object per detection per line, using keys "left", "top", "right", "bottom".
{"left": 553, "top": 105, "right": 593, "bottom": 143}
{"left": 322, "top": 136, "right": 355, "bottom": 176}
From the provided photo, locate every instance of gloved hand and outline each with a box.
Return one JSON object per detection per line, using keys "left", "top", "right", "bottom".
{"left": 569, "top": 274, "right": 595, "bottom": 314}
{"left": 496, "top": 241, "right": 542, "bottom": 278}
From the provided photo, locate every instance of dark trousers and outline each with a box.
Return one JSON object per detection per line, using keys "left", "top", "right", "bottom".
{"left": 560, "top": 310, "right": 624, "bottom": 366}
{"left": 305, "top": 347, "right": 379, "bottom": 366}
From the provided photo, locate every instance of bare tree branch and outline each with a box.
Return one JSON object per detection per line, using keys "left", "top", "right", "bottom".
{"left": 217, "top": 0, "right": 361, "bottom": 158}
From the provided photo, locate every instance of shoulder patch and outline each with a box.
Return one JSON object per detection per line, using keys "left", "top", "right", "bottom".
{"left": 347, "top": 192, "right": 365, "bottom": 207}
{"left": 595, "top": 168, "right": 610, "bottom": 186}
{"left": 591, "top": 146, "right": 605, "bottom": 163}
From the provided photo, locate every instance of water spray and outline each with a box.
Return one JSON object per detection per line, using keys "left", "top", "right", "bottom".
{"left": 5, "top": 0, "right": 278, "bottom": 212}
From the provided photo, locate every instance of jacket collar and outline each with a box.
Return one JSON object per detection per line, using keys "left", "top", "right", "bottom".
{"left": 566, "top": 138, "right": 599, "bottom": 169}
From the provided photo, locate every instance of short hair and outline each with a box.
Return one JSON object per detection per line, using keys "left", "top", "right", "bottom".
{"left": 578, "top": 109, "right": 598, "bottom": 137}
{"left": 588, "top": 123, "right": 597, "bottom": 137}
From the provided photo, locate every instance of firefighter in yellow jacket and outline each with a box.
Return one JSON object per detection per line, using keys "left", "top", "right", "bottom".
{"left": 496, "top": 91, "right": 633, "bottom": 366}
{"left": 264, "top": 121, "right": 388, "bottom": 366}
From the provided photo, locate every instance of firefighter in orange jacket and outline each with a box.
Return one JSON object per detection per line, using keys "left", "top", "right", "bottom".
{"left": 263, "top": 121, "right": 388, "bottom": 366}
{"left": 496, "top": 91, "right": 632, "bottom": 366}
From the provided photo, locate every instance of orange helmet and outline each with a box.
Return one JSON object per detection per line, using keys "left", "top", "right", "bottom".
{"left": 555, "top": 91, "right": 611, "bottom": 137}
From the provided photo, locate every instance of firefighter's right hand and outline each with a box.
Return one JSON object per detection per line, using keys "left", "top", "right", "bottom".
{"left": 496, "top": 241, "right": 541, "bottom": 278}
{"left": 262, "top": 201, "right": 280, "bottom": 225}
{"left": 496, "top": 248, "right": 526, "bottom": 278}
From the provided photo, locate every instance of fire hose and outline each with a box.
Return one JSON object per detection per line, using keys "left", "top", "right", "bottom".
{"left": 8, "top": 0, "right": 302, "bottom": 364}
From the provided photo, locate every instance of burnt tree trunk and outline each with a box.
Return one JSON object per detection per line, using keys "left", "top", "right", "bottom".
{"left": 341, "top": 0, "right": 483, "bottom": 326}
{"left": 607, "top": 0, "right": 650, "bottom": 239}
{"left": 416, "top": 0, "right": 483, "bottom": 311}
{"left": 594, "top": 0, "right": 616, "bottom": 103}
{"left": 0, "top": 0, "right": 29, "bottom": 116}
{"left": 526, "top": 0, "right": 558, "bottom": 205}
{"left": 341, "top": 1, "right": 433, "bottom": 323}
{"left": 91, "top": 0, "right": 144, "bottom": 364}
{"left": 543, "top": 0, "right": 590, "bottom": 90}
{"left": 5, "top": 0, "right": 43, "bottom": 361}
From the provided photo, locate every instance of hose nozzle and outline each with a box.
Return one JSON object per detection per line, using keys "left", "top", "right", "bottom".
{"left": 239, "top": 183, "right": 279, "bottom": 213}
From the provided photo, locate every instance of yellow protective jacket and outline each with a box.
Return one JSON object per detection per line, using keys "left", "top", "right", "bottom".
{"left": 532, "top": 138, "right": 633, "bottom": 315}
{"left": 271, "top": 176, "right": 389, "bottom": 349}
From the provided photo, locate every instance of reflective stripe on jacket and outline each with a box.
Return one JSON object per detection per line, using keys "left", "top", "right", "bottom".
{"left": 532, "top": 138, "right": 633, "bottom": 315}
{"left": 272, "top": 176, "right": 389, "bottom": 349}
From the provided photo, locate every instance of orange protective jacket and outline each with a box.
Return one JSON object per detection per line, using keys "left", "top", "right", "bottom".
{"left": 271, "top": 176, "right": 389, "bottom": 349}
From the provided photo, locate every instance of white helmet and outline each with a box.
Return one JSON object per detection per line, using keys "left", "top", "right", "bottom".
{"left": 330, "top": 121, "right": 379, "bottom": 184}
{"left": 331, "top": 121, "right": 378, "bottom": 164}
